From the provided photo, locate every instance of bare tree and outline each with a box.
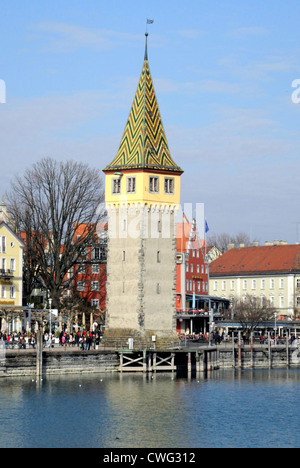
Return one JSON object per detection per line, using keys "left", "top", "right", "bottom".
{"left": 226, "top": 294, "right": 276, "bottom": 338}
{"left": 207, "top": 232, "right": 251, "bottom": 252}
{"left": 7, "top": 158, "right": 105, "bottom": 310}
{"left": 207, "top": 232, "right": 235, "bottom": 253}
{"left": 234, "top": 232, "right": 251, "bottom": 247}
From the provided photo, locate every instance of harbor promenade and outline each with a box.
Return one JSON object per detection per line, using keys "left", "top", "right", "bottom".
{"left": 1, "top": 334, "right": 300, "bottom": 378}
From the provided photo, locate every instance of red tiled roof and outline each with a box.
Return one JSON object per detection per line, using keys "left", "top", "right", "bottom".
{"left": 210, "top": 245, "right": 300, "bottom": 276}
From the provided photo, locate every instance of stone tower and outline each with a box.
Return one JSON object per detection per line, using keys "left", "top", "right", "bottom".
{"left": 103, "top": 34, "right": 183, "bottom": 349}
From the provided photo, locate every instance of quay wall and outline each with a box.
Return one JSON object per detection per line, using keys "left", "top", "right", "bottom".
{"left": 186, "top": 344, "right": 300, "bottom": 372}
{"left": 0, "top": 349, "right": 120, "bottom": 378}
{"left": 1, "top": 345, "right": 300, "bottom": 378}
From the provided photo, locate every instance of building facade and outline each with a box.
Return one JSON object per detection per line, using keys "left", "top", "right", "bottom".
{"left": 176, "top": 220, "right": 209, "bottom": 311}
{"left": 103, "top": 34, "right": 183, "bottom": 347}
{"left": 0, "top": 221, "right": 25, "bottom": 331}
{"left": 210, "top": 243, "right": 300, "bottom": 319}
{"left": 176, "top": 220, "right": 229, "bottom": 335}
{"left": 73, "top": 223, "right": 107, "bottom": 312}
{"left": 0, "top": 221, "right": 25, "bottom": 309}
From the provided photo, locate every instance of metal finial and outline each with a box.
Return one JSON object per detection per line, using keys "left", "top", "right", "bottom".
{"left": 144, "top": 32, "right": 149, "bottom": 61}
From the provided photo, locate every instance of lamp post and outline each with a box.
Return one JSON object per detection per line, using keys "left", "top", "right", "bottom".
{"left": 49, "top": 298, "right": 52, "bottom": 348}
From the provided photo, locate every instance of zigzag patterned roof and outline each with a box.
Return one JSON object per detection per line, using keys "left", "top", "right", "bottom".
{"left": 104, "top": 43, "right": 183, "bottom": 174}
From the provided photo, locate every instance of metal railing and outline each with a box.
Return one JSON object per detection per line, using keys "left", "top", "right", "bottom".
{"left": 0, "top": 269, "right": 14, "bottom": 278}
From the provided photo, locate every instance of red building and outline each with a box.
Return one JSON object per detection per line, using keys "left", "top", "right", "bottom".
{"left": 72, "top": 223, "right": 107, "bottom": 313}
{"left": 176, "top": 219, "right": 211, "bottom": 335}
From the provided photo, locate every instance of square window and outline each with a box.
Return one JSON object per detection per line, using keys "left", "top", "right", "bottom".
{"left": 112, "top": 178, "right": 121, "bottom": 194}
{"left": 149, "top": 177, "right": 159, "bottom": 193}
{"left": 127, "top": 177, "right": 136, "bottom": 193}
{"left": 164, "top": 178, "right": 174, "bottom": 194}
{"left": 92, "top": 264, "right": 100, "bottom": 274}
{"left": 77, "top": 281, "right": 85, "bottom": 292}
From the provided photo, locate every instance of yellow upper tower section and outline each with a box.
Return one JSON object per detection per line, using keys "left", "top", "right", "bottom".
{"left": 104, "top": 33, "right": 183, "bottom": 207}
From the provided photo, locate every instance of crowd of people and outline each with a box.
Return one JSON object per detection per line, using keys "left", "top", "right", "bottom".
{"left": 0, "top": 331, "right": 37, "bottom": 349}
{"left": 56, "top": 330, "right": 103, "bottom": 350}
{"left": 0, "top": 329, "right": 103, "bottom": 350}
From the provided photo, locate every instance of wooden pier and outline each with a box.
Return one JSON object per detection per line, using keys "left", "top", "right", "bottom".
{"left": 119, "top": 350, "right": 177, "bottom": 373}
{"left": 118, "top": 348, "right": 221, "bottom": 374}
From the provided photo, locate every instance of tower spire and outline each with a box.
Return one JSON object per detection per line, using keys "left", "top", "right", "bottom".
{"left": 144, "top": 32, "right": 148, "bottom": 61}
{"left": 104, "top": 28, "right": 183, "bottom": 175}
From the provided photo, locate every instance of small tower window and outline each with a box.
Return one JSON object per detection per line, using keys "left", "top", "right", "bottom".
{"left": 165, "top": 178, "right": 174, "bottom": 194}
{"left": 149, "top": 177, "right": 159, "bottom": 193}
{"left": 127, "top": 177, "right": 136, "bottom": 193}
{"left": 157, "top": 251, "right": 161, "bottom": 263}
{"left": 112, "top": 178, "right": 121, "bottom": 194}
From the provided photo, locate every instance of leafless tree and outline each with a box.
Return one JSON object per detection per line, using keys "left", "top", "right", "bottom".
{"left": 207, "top": 232, "right": 235, "bottom": 253}
{"left": 226, "top": 294, "right": 276, "bottom": 338}
{"left": 7, "top": 158, "right": 105, "bottom": 310}
{"left": 234, "top": 232, "right": 251, "bottom": 247}
{"left": 207, "top": 231, "right": 251, "bottom": 252}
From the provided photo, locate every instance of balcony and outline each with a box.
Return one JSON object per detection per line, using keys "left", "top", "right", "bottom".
{"left": 0, "top": 269, "right": 14, "bottom": 279}
{"left": 177, "top": 309, "right": 209, "bottom": 318}
{"left": 177, "top": 308, "right": 224, "bottom": 318}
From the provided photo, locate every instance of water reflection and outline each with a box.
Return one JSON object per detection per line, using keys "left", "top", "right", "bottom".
{"left": 0, "top": 370, "right": 300, "bottom": 448}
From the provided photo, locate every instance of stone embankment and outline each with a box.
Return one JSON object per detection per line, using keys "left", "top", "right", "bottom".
{"left": 1, "top": 343, "right": 300, "bottom": 378}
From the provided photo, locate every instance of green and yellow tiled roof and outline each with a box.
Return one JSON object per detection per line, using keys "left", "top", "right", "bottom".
{"left": 104, "top": 36, "right": 183, "bottom": 174}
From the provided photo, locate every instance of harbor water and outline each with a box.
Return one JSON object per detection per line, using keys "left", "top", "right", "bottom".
{"left": 0, "top": 369, "right": 300, "bottom": 448}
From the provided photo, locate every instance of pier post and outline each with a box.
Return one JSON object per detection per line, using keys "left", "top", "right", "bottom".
{"left": 153, "top": 353, "right": 157, "bottom": 374}
{"left": 207, "top": 350, "right": 211, "bottom": 372}
{"left": 196, "top": 352, "right": 200, "bottom": 374}
{"left": 268, "top": 332, "right": 272, "bottom": 368}
{"left": 238, "top": 331, "right": 242, "bottom": 370}
{"left": 232, "top": 333, "right": 235, "bottom": 369}
{"left": 250, "top": 333, "right": 254, "bottom": 369}
{"left": 286, "top": 337, "right": 289, "bottom": 368}
{"left": 187, "top": 352, "right": 192, "bottom": 377}
{"left": 36, "top": 329, "right": 43, "bottom": 379}
{"left": 171, "top": 353, "right": 175, "bottom": 375}
{"left": 143, "top": 350, "right": 147, "bottom": 373}
{"left": 148, "top": 352, "right": 152, "bottom": 372}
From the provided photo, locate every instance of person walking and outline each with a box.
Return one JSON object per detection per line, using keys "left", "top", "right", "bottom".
{"left": 30, "top": 334, "right": 36, "bottom": 349}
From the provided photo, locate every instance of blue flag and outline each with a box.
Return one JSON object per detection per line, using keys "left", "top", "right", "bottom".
{"left": 205, "top": 220, "right": 210, "bottom": 234}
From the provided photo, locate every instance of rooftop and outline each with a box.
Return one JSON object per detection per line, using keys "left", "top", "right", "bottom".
{"left": 210, "top": 244, "right": 300, "bottom": 276}
{"left": 104, "top": 34, "right": 183, "bottom": 174}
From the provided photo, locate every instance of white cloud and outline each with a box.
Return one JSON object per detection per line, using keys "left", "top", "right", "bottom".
{"left": 230, "top": 26, "right": 269, "bottom": 38}
{"left": 29, "top": 22, "right": 140, "bottom": 52}
{"left": 0, "top": 90, "right": 125, "bottom": 196}
{"left": 177, "top": 29, "right": 204, "bottom": 40}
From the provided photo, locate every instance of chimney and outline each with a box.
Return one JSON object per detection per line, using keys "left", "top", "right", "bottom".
{"left": 239, "top": 243, "right": 245, "bottom": 248}
{"left": 280, "top": 241, "right": 288, "bottom": 245}
{"left": 228, "top": 243, "right": 235, "bottom": 250}
{"left": 273, "top": 240, "right": 280, "bottom": 246}
{"left": 265, "top": 241, "right": 272, "bottom": 246}
{"left": 252, "top": 241, "right": 259, "bottom": 247}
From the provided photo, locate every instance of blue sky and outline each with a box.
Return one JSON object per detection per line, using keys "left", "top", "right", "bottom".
{"left": 1, "top": 0, "right": 300, "bottom": 243}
